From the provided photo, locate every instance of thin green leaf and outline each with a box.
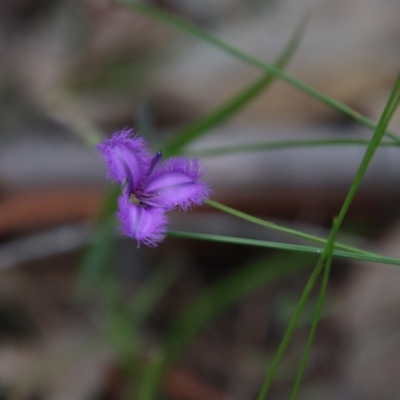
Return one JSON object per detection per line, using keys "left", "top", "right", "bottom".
{"left": 289, "top": 249, "right": 333, "bottom": 400}
{"left": 119, "top": 1, "right": 400, "bottom": 143}
{"left": 167, "top": 231, "right": 400, "bottom": 267}
{"left": 330, "top": 74, "right": 400, "bottom": 233}
{"left": 256, "top": 262, "right": 321, "bottom": 400}
{"left": 162, "top": 16, "right": 308, "bottom": 156}
{"left": 187, "top": 139, "right": 399, "bottom": 158}
{"left": 288, "top": 72, "right": 400, "bottom": 400}
{"left": 206, "top": 199, "right": 376, "bottom": 257}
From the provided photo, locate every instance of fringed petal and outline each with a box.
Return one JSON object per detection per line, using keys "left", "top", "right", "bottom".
{"left": 143, "top": 157, "right": 211, "bottom": 210}
{"left": 97, "top": 128, "right": 150, "bottom": 192}
{"left": 117, "top": 195, "right": 168, "bottom": 247}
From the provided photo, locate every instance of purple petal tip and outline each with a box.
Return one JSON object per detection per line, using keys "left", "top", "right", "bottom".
{"left": 117, "top": 195, "right": 168, "bottom": 247}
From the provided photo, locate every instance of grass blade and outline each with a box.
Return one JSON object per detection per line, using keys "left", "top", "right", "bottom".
{"left": 206, "top": 199, "right": 376, "bottom": 257}
{"left": 119, "top": 1, "right": 400, "bottom": 143}
{"left": 289, "top": 250, "right": 332, "bottom": 400}
{"left": 167, "top": 231, "right": 400, "bottom": 267}
{"left": 188, "top": 138, "right": 399, "bottom": 158}
{"left": 162, "top": 16, "right": 308, "bottom": 155}
{"left": 287, "top": 72, "right": 400, "bottom": 400}
{"left": 256, "top": 262, "right": 321, "bottom": 400}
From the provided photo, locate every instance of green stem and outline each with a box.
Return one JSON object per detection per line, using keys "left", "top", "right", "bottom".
{"left": 167, "top": 231, "right": 400, "bottom": 267}
{"left": 287, "top": 73, "right": 400, "bottom": 400}
{"left": 256, "top": 264, "right": 321, "bottom": 400}
{"left": 187, "top": 139, "right": 399, "bottom": 158}
{"left": 206, "top": 199, "right": 375, "bottom": 257}
{"left": 289, "top": 251, "right": 332, "bottom": 400}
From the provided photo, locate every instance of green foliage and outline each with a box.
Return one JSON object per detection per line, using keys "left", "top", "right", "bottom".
{"left": 288, "top": 72, "right": 400, "bottom": 400}
{"left": 161, "top": 16, "right": 308, "bottom": 156}
{"left": 75, "top": 3, "right": 400, "bottom": 399}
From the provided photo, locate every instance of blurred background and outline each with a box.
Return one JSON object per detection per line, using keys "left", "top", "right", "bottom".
{"left": 1, "top": 0, "right": 400, "bottom": 399}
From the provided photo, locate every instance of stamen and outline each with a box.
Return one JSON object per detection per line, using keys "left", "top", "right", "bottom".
{"left": 129, "top": 194, "right": 141, "bottom": 205}
{"left": 147, "top": 151, "right": 162, "bottom": 178}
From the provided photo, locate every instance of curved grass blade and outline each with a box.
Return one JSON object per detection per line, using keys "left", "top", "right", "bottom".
{"left": 119, "top": 1, "right": 400, "bottom": 143}
{"left": 162, "top": 16, "right": 308, "bottom": 156}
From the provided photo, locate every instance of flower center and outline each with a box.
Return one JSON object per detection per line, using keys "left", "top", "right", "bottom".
{"left": 129, "top": 193, "right": 141, "bottom": 205}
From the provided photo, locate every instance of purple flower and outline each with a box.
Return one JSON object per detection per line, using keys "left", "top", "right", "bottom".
{"left": 97, "top": 128, "right": 210, "bottom": 246}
